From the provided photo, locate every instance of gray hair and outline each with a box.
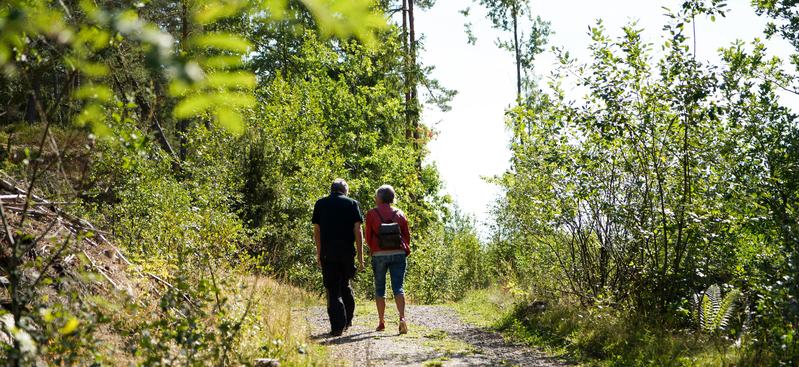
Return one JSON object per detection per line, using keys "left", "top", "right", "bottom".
{"left": 331, "top": 178, "right": 349, "bottom": 195}
{"left": 376, "top": 184, "right": 396, "bottom": 204}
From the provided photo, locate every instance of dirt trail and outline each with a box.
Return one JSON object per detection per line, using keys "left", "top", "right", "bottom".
{"left": 305, "top": 305, "right": 567, "bottom": 367}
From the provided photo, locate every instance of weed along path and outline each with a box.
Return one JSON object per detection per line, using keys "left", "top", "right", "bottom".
{"left": 304, "top": 304, "right": 566, "bottom": 367}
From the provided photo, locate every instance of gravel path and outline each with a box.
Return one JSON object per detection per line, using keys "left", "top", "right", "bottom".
{"left": 305, "top": 305, "right": 567, "bottom": 367}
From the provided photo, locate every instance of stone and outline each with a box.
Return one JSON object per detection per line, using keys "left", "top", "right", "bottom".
{"left": 0, "top": 313, "right": 12, "bottom": 346}
{"left": 254, "top": 358, "right": 280, "bottom": 367}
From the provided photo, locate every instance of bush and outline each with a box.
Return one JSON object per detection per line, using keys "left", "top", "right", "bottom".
{"left": 495, "top": 298, "right": 747, "bottom": 366}
{"left": 405, "top": 207, "right": 488, "bottom": 303}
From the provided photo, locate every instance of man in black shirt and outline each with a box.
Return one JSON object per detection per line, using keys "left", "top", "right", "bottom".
{"left": 311, "top": 179, "right": 365, "bottom": 336}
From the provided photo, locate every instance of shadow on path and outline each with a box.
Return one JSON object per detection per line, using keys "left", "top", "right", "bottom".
{"left": 311, "top": 330, "right": 387, "bottom": 345}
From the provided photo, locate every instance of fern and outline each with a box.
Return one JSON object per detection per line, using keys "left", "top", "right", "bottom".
{"left": 712, "top": 288, "right": 741, "bottom": 330}
{"left": 692, "top": 292, "right": 702, "bottom": 326}
{"left": 692, "top": 284, "right": 740, "bottom": 333}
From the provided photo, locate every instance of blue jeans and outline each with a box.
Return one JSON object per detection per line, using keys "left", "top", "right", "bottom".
{"left": 372, "top": 253, "right": 407, "bottom": 298}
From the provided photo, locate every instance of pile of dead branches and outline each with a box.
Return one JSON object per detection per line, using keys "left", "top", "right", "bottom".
{"left": 0, "top": 177, "right": 131, "bottom": 291}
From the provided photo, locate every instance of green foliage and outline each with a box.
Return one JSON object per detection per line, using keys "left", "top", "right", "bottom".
{"left": 406, "top": 206, "right": 488, "bottom": 303}
{"left": 91, "top": 140, "right": 246, "bottom": 267}
{"left": 490, "top": 3, "right": 799, "bottom": 364}
{"left": 693, "top": 285, "right": 741, "bottom": 334}
{"left": 131, "top": 275, "right": 242, "bottom": 365}
{"left": 236, "top": 74, "right": 340, "bottom": 282}
{"left": 0, "top": 0, "right": 257, "bottom": 136}
{"left": 754, "top": 0, "right": 799, "bottom": 73}
{"left": 0, "top": 0, "right": 387, "bottom": 140}
{"left": 0, "top": 284, "right": 109, "bottom": 365}
{"left": 298, "top": 0, "right": 388, "bottom": 46}
{"left": 455, "top": 288, "right": 749, "bottom": 366}
{"left": 100, "top": 271, "right": 325, "bottom": 366}
{"left": 0, "top": 0, "right": 406, "bottom": 365}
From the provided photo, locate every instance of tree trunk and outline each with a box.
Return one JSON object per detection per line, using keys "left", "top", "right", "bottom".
{"left": 408, "top": 0, "right": 422, "bottom": 171}
{"left": 512, "top": 6, "right": 521, "bottom": 99}
{"left": 178, "top": 0, "right": 190, "bottom": 162}
{"left": 402, "top": 0, "right": 412, "bottom": 140}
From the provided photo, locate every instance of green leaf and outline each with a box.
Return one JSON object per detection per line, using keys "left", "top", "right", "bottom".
{"left": 299, "top": 0, "right": 387, "bottom": 47}
{"left": 91, "top": 121, "right": 112, "bottom": 138}
{"left": 74, "top": 85, "right": 113, "bottom": 102}
{"left": 174, "top": 94, "right": 215, "bottom": 118}
{"left": 173, "top": 92, "right": 255, "bottom": 119}
{"left": 169, "top": 80, "right": 191, "bottom": 97}
{"left": 74, "top": 104, "right": 105, "bottom": 127}
{"left": 262, "top": 0, "right": 289, "bottom": 18}
{"left": 64, "top": 56, "right": 109, "bottom": 77}
{"left": 76, "top": 26, "right": 111, "bottom": 50}
{"left": 59, "top": 318, "right": 80, "bottom": 335}
{"left": 213, "top": 92, "right": 256, "bottom": 108}
{"left": 193, "top": 0, "right": 247, "bottom": 25}
{"left": 712, "top": 288, "right": 740, "bottom": 331}
{"left": 215, "top": 107, "right": 245, "bottom": 135}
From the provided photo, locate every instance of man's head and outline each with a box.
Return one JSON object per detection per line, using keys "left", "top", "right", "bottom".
{"left": 331, "top": 178, "right": 349, "bottom": 195}
{"left": 375, "top": 184, "right": 396, "bottom": 204}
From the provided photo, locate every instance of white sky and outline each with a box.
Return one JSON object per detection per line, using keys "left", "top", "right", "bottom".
{"left": 416, "top": 0, "right": 798, "bottom": 232}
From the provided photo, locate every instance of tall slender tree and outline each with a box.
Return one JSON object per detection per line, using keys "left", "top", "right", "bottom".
{"left": 385, "top": 0, "right": 450, "bottom": 169}
{"left": 476, "top": 0, "right": 549, "bottom": 99}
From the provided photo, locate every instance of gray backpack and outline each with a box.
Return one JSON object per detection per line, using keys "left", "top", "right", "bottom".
{"left": 376, "top": 209, "right": 403, "bottom": 250}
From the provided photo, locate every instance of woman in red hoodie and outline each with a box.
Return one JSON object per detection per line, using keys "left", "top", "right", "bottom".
{"left": 365, "top": 184, "right": 411, "bottom": 334}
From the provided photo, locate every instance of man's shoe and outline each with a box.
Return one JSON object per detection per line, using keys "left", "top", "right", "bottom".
{"left": 375, "top": 322, "right": 385, "bottom": 332}
{"left": 329, "top": 329, "right": 344, "bottom": 337}
{"left": 398, "top": 319, "right": 408, "bottom": 335}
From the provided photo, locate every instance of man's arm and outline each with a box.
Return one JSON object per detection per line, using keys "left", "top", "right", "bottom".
{"left": 313, "top": 224, "right": 322, "bottom": 268}
{"left": 354, "top": 222, "right": 364, "bottom": 271}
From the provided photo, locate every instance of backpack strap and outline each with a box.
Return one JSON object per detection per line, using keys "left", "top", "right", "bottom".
{"left": 374, "top": 208, "right": 398, "bottom": 224}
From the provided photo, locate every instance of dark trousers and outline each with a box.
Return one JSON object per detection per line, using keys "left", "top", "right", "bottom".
{"left": 321, "top": 259, "right": 356, "bottom": 332}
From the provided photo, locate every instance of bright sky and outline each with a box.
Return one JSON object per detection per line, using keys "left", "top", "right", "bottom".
{"left": 417, "top": 0, "right": 797, "bottom": 232}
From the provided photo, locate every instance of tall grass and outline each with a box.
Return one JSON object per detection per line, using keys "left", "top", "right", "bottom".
{"left": 234, "top": 276, "right": 326, "bottom": 366}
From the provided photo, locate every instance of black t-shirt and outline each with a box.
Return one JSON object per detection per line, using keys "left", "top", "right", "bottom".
{"left": 311, "top": 193, "right": 364, "bottom": 261}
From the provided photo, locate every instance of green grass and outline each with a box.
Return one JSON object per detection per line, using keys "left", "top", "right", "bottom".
{"left": 450, "top": 288, "right": 514, "bottom": 328}
{"left": 453, "top": 287, "right": 750, "bottom": 367}
{"left": 232, "top": 275, "right": 329, "bottom": 366}
{"left": 422, "top": 329, "right": 476, "bottom": 356}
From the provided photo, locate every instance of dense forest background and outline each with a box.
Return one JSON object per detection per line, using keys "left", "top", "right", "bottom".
{"left": 0, "top": 0, "right": 798, "bottom": 366}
